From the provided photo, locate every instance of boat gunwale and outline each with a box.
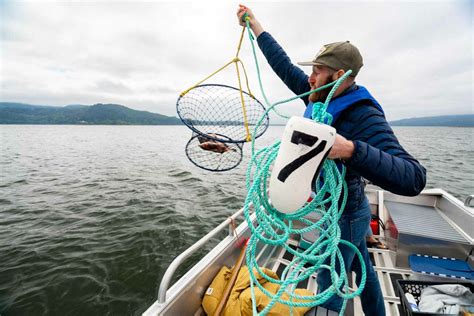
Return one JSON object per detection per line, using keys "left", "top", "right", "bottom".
{"left": 144, "top": 209, "right": 255, "bottom": 315}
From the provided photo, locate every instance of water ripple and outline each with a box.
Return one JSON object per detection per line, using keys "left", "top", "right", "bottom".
{"left": 0, "top": 125, "right": 472, "bottom": 315}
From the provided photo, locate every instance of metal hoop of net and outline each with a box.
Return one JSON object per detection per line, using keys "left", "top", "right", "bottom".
{"left": 185, "top": 132, "right": 243, "bottom": 172}
{"left": 177, "top": 84, "right": 269, "bottom": 144}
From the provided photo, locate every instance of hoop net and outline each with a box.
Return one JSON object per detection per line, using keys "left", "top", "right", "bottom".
{"left": 185, "top": 132, "right": 243, "bottom": 172}
{"left": 177, "top": 84, "right": 269, "bottom": 144}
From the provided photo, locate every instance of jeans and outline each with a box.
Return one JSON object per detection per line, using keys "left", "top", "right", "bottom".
{"left": 317, "top": 198, "right": 385, "bottom": 315}
{"left": 367, "top": 224, "right": 374, "bottom": 237}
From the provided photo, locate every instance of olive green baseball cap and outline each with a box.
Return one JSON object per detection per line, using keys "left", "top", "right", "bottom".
{"left": 297, "top": 41, "right": 363, "bottom": 77}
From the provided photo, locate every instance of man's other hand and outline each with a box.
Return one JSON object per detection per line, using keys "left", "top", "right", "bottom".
{"left": 328, "top": 134, "right": 355, "bottom": 160}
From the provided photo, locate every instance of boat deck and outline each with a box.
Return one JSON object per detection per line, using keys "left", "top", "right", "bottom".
{"left": 271, "top": 237, "right": 411, "bottom": 316}
{"left": 144, "top": 188, "right": 473, "bottom": 316}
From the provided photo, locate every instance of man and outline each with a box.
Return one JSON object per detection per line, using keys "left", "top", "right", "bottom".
{"left": 237, "top": 5, "right": 427, "bottom": 316}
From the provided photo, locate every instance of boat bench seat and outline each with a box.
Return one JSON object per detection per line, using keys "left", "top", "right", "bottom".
{"left": 385, "top": 201, "right": 469, "bottom": 243}
{"left": 384, "top": 201, "right": 472, "bottom": 267}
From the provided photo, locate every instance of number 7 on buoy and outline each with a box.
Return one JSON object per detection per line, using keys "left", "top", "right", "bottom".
{"left": 269, "top": 116, "right": 336, "bottom": 214}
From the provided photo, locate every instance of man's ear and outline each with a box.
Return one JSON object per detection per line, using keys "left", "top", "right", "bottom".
{"left": 333, "top": 69, "right": 345, "bottom": 80}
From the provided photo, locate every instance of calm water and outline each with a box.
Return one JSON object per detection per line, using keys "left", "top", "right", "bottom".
{"left": 0, "top": 125, "right": 473, "bottom": 315}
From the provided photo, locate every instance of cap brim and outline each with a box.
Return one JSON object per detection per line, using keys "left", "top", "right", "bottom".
{"left": 297, "top": 61, "right": 326, "bottom": 67}
{"left": 297, "top": 61, "right": 316, "bottom": 66}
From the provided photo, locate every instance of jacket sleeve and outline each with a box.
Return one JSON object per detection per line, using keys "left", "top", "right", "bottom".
{"left": 344, "top": 105, "right": 427, "bottom": 196}
{"left": 256, "top": 32, "right": 311, "bottom": 105}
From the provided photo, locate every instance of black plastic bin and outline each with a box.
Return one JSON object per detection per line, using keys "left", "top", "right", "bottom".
{"left": 396, "top": 279, "right": 474, "bottom": 316}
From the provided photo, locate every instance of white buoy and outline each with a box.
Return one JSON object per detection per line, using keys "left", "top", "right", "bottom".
{"left": 269, "top": 116, "right": 336, "bottom": 214}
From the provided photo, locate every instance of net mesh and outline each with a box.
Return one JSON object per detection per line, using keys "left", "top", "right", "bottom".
{"left": 177, "top": 84, "right": 269, "bottom": 144}
{"left": 185, "top": 132, "right": 243, "bottom": 172}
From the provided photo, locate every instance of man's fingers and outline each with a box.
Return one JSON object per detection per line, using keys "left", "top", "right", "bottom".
{"left": 237, "top": 7, "right": 246, "bottom": 19}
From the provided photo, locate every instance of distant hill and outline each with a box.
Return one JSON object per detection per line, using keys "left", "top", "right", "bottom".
{"left": 390, "top": 114, "right": 473, "bottom": 127}
{"left": 0, "top": 102, "right": 182, "bottom": 125}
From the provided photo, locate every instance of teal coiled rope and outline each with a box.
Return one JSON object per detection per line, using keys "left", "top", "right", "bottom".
{"left": 240, "top": 15, "right": 367, "bottom": 316}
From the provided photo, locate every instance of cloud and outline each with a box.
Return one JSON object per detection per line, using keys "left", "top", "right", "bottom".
{"left": 92, "top": 79, "right": 133, "bottom": 94}
{"left": 0, "top": 1, "right": 472, "bottom": 120}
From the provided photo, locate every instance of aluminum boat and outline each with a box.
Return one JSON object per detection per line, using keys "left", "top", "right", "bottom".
{"left": 144, "top": 187, "right": 474, "bottom": 316}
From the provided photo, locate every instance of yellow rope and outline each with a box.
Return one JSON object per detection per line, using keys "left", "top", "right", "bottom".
{"left": 237, "top": 59, "right": 253, "bottom": 98}
{"left": 234, "top": 26, "right": 252, "bottom": 142}
{"left": 235, "top": 25, "right": 246, "bottom": 58}
{"left": 234, "top": 60, "right": 252, "bottom": 142}
{"left": 180, "top": 59, "right": 235, "bottom": 96}
{"left": 180, "top": 26, "right": 252, "bottom": 142}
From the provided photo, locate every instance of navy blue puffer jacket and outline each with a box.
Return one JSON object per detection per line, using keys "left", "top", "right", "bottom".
{"left": 257, "top": 32, "right": 427, "bottom": 213}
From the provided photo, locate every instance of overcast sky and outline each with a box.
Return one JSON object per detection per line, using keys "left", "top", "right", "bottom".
{"left": 0, "top": 0, "right": 472, "bottom": 121}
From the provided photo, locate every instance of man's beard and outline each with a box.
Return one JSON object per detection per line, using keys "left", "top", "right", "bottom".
{"left": 308, "top": 76, "right": 333, "bottom": 103}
